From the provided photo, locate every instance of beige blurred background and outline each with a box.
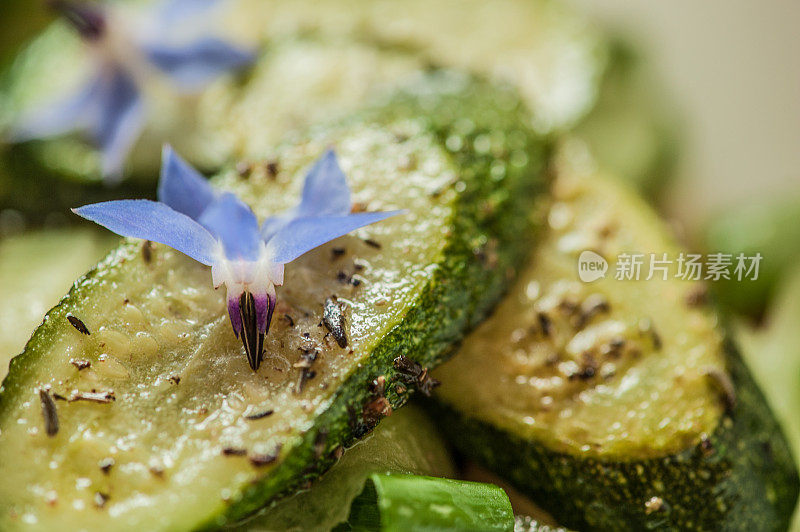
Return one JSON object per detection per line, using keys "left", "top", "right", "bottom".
{"left": 577, "top": 0, "right": 800, "bottom": 228}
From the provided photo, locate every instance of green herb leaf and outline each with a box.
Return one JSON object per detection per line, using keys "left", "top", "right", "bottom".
{"left": 336, "top": 473, "right": 514, "bottom": 531}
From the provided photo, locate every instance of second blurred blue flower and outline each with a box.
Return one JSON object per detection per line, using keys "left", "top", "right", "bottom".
{"left": 11, "top": 0, "right": 255, "bottom": 181}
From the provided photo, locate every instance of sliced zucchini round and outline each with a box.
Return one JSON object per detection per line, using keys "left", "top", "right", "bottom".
{"left": 432, "top": 143, "right": 800, "bottom": 530}
{"left": 0, "top": 72, "right": 546, "bottom": 531}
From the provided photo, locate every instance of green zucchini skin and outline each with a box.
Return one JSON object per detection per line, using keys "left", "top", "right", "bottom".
{"left": 432, "top": 340, "right": 799, "bottom": 530}
{"left": 209, "top": 73, "right": 547, "bottom": 528}
{"left": 0, "top": 72, "right": 546, "bottom": 530}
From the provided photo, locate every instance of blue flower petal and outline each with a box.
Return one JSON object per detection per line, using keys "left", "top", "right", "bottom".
{"left": 9, "top": 76, "right": 102, "bottom": 142}
{"left": 144, "top": 38, "right": 255, "bottom": 90}
{"left": 198, "top": 193, "right": 261, "bottom": 261}
{"left": 157, "top": 145, "right": 216, "bottom": 220}
{"left": 260, "top": 150, "right": 353, "bottom": 240}
{"left": 90, "top": 68, "right": 145, "bottom": 180}
{"left": 266, "top": 211, "right": 404, "bottom": 264}
{"left": 73, "top": 200, "right": 218, "bottom": 265}
{"left": 259, "top": 216, "right": 288, "bottom": 242}
{"left": 297, "top": 149, "right": 352, "bottom": 218}
{"left": 155, "top": 0, "right": 220, "bottom": 28}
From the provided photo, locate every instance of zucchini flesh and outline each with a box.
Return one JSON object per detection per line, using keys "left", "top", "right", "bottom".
{"left": 0, "top": 72, "right": 546, "bottom": 531}
{"left": 0, "top": 228, "right": 117, "bottom": 374}
{"left": 432, "top": 145, "right": 799, "bottom": 530}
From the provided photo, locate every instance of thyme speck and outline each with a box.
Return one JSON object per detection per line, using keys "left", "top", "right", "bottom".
{"left": 142, "top": 240, "right": 153, "bottom": 263}
{"left": 244, "top": 409, "right": 274, "bottom": 421}
{"left": 38, "top": 388, "right": 59, "bottom": 437}
{"left": 222, "top": 447, "right": 247, "bottom": 456}
{"left": 393, "top": 355, "right": 440, "bottom": 396}
{"left": 249, "top": 445, "right": 281, "bottom": 467}
{"left": 99, "top": 458, "right": 115, "bottom": 474}
{"left": 323, "top": 298, "right": 348, "bottom": 348}
{"left": 94, "top": 492, "right": 109, "bottom": 509}
{"left": 70, "top": 358, "right": 91, "bottom": 370}
{"left": 69, "top": 390, "right": 115, "bottom": 403}
{"left": 67, "top": 315, "right": 90, "bottom": 335}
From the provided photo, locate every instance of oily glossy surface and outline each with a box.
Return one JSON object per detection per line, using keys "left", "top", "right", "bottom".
{"left": 435, "top": 145, "right": 726, "bottom": 459}
{"left": 0, "top": 126, "right": 455, "bottom": 531}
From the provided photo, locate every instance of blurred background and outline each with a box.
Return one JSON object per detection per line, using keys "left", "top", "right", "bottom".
{"left": 577, "top": 0, "right": 800, "bottom": 230}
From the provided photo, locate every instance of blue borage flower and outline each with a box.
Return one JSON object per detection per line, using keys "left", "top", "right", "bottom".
{"left": 10, "top": 0, "right": 255, "bottom": 181}
{"left": 73, "top": 146, "right": 404, "bottom": 370}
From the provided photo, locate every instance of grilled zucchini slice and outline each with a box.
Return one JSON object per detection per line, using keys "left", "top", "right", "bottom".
{"left": 432, "top": 144, "right": 800, "bottom": 530}
{"left": 0, "top": 72, "right": 546, "bottom": 531}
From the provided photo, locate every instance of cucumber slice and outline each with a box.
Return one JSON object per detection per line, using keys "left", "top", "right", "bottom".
{"left": 241, "top": 405, "right": 455, "bottom": 532}
{"left": 0, "top": 72, "right": 546, "bottom": 531}
{"left": 0, "top": 0, "right": 604, "bottom": 196}
{"left": 431, "top": 144, "right": 800, "bottom": 530}
{"left": 0, "top": 228, "right": 118, "bottom": 375}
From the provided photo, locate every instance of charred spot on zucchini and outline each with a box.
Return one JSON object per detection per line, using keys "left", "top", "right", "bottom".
{"left": 0, "top": 72, "right": 546, "bottom": 531}
{"left": 432, "top": 146, "right": 799, "bottom": 530}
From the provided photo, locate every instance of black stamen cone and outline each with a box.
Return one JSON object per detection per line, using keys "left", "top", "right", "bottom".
{"left": 239, "top": 291, "right": 264, "bottom": 371}
{"left": 49, "top": 0, "right": 106, "bottom": 40}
